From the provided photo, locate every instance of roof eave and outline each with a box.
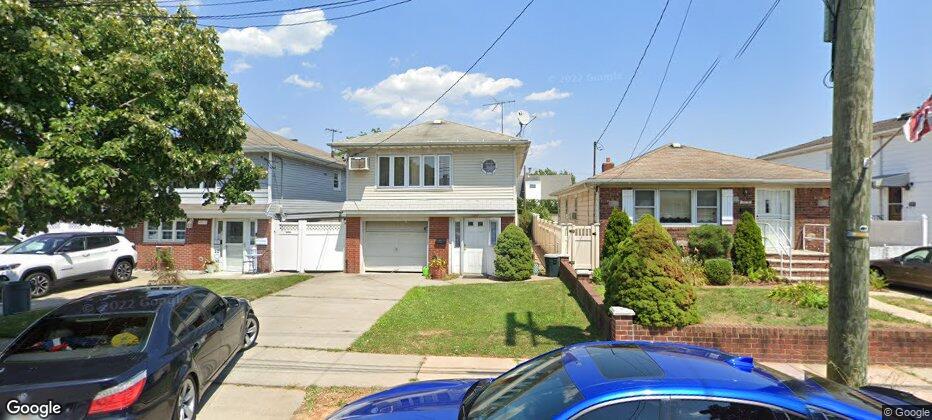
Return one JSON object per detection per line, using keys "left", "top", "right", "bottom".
{"left": 329, "top": 140, "right": 531, "bottom": 149}
{"left": 244, "top": 145, "right": 344, "bottom": 168}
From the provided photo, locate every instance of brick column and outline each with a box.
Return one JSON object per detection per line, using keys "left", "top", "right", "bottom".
{"left": 794, "top": 187, "right": 831, "bottom": 251}
{"left": 609, "top": 307, "right": 636, "bottom": 341}
{"left": 501, "top": 216, "right": 515, "bottom": 228}
{"left": 345, "top": 217, "right": 361, "bottom": 273}
{"left": 428, "top": 217, "right": 450, "bottom": 273}
{"left": 257, "top": 219, "right": 271, "bottom": 273}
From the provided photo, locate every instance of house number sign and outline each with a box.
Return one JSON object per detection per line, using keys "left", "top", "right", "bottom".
{"left": 482, "top": 159, "right": 496, "bottom": 174}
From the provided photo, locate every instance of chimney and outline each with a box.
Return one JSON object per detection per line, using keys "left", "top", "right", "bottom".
{"left": 601, "top": 157, "right": 614, "bottom": 172}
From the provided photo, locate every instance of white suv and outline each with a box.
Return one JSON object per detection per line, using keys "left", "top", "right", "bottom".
{"left": 0, "top": 232, "right": 138, "bottom": 298}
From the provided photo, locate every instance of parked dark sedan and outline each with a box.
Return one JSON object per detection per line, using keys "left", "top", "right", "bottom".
{"left": 0, "top": 286, "right": 259, "bottom": 419}
{"left": 871, "top": 246, "right": 932, "bottom": 292}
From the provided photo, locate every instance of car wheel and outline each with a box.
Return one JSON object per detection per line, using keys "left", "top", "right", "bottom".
{"left": 25, "top": 272, "right": 52, "bottom": 298}
{"left": 243, "top": 314, "right": 259, "bottom": 349}
{"left": 111, "top": 260, "right": 134, "bottom": 283}
{"left": 176, "top": 376, "right": 198, "bottom": 420}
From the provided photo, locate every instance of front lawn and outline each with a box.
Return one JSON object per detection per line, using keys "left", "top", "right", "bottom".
{"left": 350, "top": 279, "right": 597, "bottom": 358}
{"left": 874, "top": 295, "right": 932, "bottom": 317}
{"left": 696, "top": 287, "right": 920, "bottom": 328}
{"left": 0, "top": 274, "right": 311, "bottom": 338}
{"left": 295, "top": 386, "right": 384, "bottom": 420}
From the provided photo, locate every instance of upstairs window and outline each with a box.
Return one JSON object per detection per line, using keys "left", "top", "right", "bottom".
{"left": 377, "top": 155, "right": 452, "bottom": 187}
{"left": 332, "top": 172, "right": 341, "bottom": 191}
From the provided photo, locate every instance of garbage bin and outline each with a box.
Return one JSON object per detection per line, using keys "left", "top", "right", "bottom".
{"left": 2, "top": 280, "right": 31, "bottom": 316}
{"left": 543, "top": 254, "right": 565, "bottom": 277}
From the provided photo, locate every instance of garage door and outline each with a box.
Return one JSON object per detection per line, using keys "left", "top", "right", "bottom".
{"left": 364, "top": 221, "right": 427, "bottom": 272}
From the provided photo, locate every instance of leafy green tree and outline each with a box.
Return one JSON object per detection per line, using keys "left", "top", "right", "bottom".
{"left": 1, "top": 1, "right": 264, "bottom": 234}
{"left": 494, "top": 224, "right": 534, "bottom": 281}
{"left": 687, "top": 225, "right": 733, "bottom": 260}
{"left": 604, "top": 215, "right": 699, "bottom": 327}
{"left": 732, "top": 212, "right": 769, "bottom": 275}
{"left": 601, "top": 209, "right": 631, "bottom": 260}
{"left": 529, "top": 167, "right": 576, "bottom": 183}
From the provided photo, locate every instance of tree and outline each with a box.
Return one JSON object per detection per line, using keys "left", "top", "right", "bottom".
{"left": 732, "top": 212, "right": 768, "bottom": 275}
{"left": 493, "top": 225, "right": 534, "bottom": 281}
{"left": 603, "top": 215, "right": 699, "bottom": 327}
{"left": 601, "top": 209, "right": 631, "bottom": 260}
{"left": 1, "top": 1, "right": 264, "bottom": 234}
{"left": 528, "top": 167, "right": 576, "bottom": 183}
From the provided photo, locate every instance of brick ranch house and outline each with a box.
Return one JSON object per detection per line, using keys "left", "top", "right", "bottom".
{"left": 125, "top": 126, "right": 345, "bottom": 273}
{"left": 553, "top": 143, "right": 832, "bottom": 262}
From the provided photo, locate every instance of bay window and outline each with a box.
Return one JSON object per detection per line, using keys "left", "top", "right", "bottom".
{"left": 377, "top": 155, "right": 452, "bottom": 187}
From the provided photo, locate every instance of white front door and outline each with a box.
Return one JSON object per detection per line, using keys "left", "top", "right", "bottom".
{"left": 224, "top": 221, "right": 245, "bottom": 272}
{"left": 756, "top": 189, "right": 793, "bottom": 251}
{"left": 463, "top": 219, "right": 488, "bottom": 274}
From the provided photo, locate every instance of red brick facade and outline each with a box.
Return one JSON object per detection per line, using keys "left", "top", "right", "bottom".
{"left": 257, "top": 219, "right": 272, "bottom": 273}
{"left": 428, "top": 217, "right": 450, "bottom": 273}
{"left": 124, "top": 219, "right": 213, "bottom": 271}
{"left": 344, "top": 217, "right": 361, "bottom": 273}
{"left": 501, "top": 216, "right": 515, "bottom": 228}
{"left": 794, "top": 187, "right": 831, "bottom": 251}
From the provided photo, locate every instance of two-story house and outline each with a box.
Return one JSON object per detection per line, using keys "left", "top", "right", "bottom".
{"left": 330, "top": 120, "right": 529, "bottom": 275}
{"left": 125, "top": 126, "right": 345, "bottom": 273}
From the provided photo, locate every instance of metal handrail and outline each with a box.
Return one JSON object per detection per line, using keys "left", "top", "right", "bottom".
{"left": 761, "top": 222, "right": 794, "bottom": 280}
{"left": 802, "top": 223, "right": 830, "bottom": 253}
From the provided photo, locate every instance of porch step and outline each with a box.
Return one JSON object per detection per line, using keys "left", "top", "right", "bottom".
{"left": 766, "top": 258, "right": 828, "bottom": 269}
{"left": 783, "top": 275, "right": 830, "bottom": 282}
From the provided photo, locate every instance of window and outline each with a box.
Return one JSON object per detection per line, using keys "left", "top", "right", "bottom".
{"left": 529, "top": 182, "right": 537, "bottom": 188}
{"left": 453, "top": 221, "right": 462, "bottom": 247}
{"left": 659, "top": 190, "right": 691, "bottom": 223}
{"left": 888, "top": 187, "right": 903, "bottom": 221}
{"left": 195, "top": 290, "right": 226, "bottom": 321}
{"left": 671, "top": 399, "right": 783, "bottom": 420}
{"left": 332, "top": 172, "right": 341, "bottom": 191}
{"left": 60, "top": 237, "right": 86, "bottom": 253}
{"left": 86, "top": 235, "right": 115, "bottom": 250}
{"left": 902, "top": 248, "right": 930, "bottom": 263}
{"left": 377, "top": 155, "right": 452, "bottom": 187}
{"left": 467, "top": 350, "right": 583, "bottom": 419}
{"left": 145, "top": 220, "right": 186, "bottom": 243}
{"left": 634, "top": 190, "right": 655, "bottom": 221}
{"left": 171, "top": 296, "right": 207, "bottom": 340}
{"left": 696, "top": 190, "right": 719, "bottom": 224}
{"left": 576, "top": 399, "right": 661, "bottom": 420}
{"left": 490, "top": 220, "right": 499, "bottom": 244}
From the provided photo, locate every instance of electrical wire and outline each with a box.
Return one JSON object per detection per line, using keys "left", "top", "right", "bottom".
{"left": 346, "top": 0, "right": 535, "bottom": 157}
{"left": 33, "top": 0, "right": 282, "bottom": 9}
{"left": 734, "top": 0, "right": 781, "bottom": 59}
{"left": 593, "top": 0, "right": 671, "bottom": 151}
{"left": 90, "top": 0, "right": 374, "bottom": 20}
{"left": 629, "top": 0, "right": 692, "bottom": 160}
{"left": 201, "top": 0, "right": 410, "bottom": 28}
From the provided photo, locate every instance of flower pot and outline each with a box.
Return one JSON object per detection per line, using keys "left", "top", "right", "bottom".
{"left": 205, "top": 263, "right": 218, "bottom": 274}
{"left": 429, "top": 266, "right": 446, "bottom": 280}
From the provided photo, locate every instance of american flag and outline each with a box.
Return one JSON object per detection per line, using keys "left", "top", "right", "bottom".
{"left": 903, "top": 96, "right": 932, "bottom": 143}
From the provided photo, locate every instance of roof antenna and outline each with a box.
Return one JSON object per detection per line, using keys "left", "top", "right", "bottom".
{"left": 325, "top": 128, "right": 342, "bottom": 157}
{"left": 515, "top": 110, "right": 537, "bottom": 137}
{"left": 483, "top": 96, "right": 515, "bottom": 133}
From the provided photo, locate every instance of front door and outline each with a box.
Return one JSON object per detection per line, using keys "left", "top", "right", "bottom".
{"left": 224, "top": 221, "right": 245, "bottom": 272}
{"left": 756, "top": 189, "right": 793, "bottom": 251}
{"left": 463, "top": 219, "right": 488, "bottom": 274}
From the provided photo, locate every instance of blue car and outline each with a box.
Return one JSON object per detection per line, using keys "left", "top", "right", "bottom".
{"left": 330, "top": 341, "right": 927, "bottom": 419}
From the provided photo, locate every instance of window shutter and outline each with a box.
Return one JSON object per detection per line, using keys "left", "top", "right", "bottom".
{"left": 721, "top": 189, "right": 734, "bottom": 225}
{"left": 622, "top": 189, "right": 635, "bottom": 218}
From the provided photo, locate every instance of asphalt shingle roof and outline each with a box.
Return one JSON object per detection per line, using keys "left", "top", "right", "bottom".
{"left": 243, "top": 125, "right": 342, "bottom": 165}
{"left": 329, "top": 120, "right": 529, "bottom": 147}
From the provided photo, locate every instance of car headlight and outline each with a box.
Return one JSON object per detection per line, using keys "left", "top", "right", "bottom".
{"left": 0, "top": 264, "right": 21, "bottom": 271}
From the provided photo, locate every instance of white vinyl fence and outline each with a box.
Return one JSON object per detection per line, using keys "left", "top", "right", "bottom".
{"left": 869, "top": 214, "right": 929, "bottom": 259}
{"left": 531, "top": 214, "right": 600, "bottom": 270}
{"left": 272, "top": 220, "right": 345, "bottom": 272}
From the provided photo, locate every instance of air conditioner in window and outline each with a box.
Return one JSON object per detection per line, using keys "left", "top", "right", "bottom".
{"left": 348, "top": 156, "right": 369, "bottom": 171}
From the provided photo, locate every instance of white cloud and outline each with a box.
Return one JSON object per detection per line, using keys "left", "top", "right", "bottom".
{"left": 284, "top": 74, "right": 322, "bottom": 89}
{"left": 229, "top": 59, "right": 252, "bottom": 74}
{"left": 528, "top": 140, "right": 562, "bottom": 159}
{"left": 524, "top": 88, "right": 571, "bottom": 102}
{"left": 301, "top": 61, "right": 316, "bottom": 69}
{"left": 273, "top": 127, "right": 294, "bottom": 137}
{"left": 343, "top": 66, "right": 523, "bottom": 119}
{"left": 219, "top": 9, "right": 336, "bottom": 57}
{"left": 388, "top": 56, "right": 401, "bottom": 67}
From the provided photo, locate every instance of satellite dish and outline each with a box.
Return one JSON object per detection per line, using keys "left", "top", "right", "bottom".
{"left": 516, "top": 110, "right": 532, "bottom": 125}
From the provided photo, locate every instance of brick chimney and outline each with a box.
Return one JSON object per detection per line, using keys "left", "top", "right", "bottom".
{"left": 601, "top": 157, "right": 615, "bottom": 172}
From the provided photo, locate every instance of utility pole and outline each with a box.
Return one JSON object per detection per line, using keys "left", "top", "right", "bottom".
{"left": 826, "top": 0, "right": 874, "bottom": 387}
{"left": 592, "top": 141, "right": 597, "bottom": 176}
{"left": 483, "top": 98, "right": 515, "bottom": 133}
{"left": 324, "top": 128, "right": 342, "bottom": 142}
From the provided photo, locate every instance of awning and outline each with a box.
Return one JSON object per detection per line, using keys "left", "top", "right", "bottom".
{"left": 872, "top": 173, "right": 910, "bottom": 188}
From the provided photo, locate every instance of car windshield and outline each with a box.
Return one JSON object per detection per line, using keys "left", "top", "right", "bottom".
{"left": 467, "top": 350, "right": 582, "bottom": 419}
{"left": 2, "top": 313, "right": 154, "bottom": 362}
{"left": 4, "top": 236, "right": 66, "bottom": 255}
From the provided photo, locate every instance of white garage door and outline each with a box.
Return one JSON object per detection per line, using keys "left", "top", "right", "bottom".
{"left": 364, "top": 221, "right": 427, "bottom": 272}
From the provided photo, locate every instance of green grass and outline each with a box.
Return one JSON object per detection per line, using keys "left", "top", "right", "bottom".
{"left": 0, "top": 274, "right": 311, "bottom": 339}
{"left": 696, "top": 287, "right": 921, "bottom": 328}
{"left": 350, "top": 279, "right": 597, "bottom": 358}
{"left": 185, "top": 274, "right": 311, "bottom": 301}
{"left": 874, "top": 296, "right": 932, "bottom": 317}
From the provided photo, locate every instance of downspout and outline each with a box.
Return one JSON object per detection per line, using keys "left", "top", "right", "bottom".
{"left": 266, "top": 152, "right": 273, "bottom": 204}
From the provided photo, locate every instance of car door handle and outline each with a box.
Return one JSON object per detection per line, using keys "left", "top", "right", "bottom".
{"left": 81, "top": 253, "right": 90, "bottom": 257}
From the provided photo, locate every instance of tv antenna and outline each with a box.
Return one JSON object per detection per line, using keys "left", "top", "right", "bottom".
{"left": 515, "top": 110, "right": 537, "bottom": 137}
{"left": 483, "top": 97, "right": 515, "bottom": 133}
{"left": 324, "top": 128, "right": 342, "bottom": 142}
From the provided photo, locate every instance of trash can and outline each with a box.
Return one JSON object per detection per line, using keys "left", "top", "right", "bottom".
{"left": 2, "top": 280, "right": 31, "bottom": 316}
{"left": 543, "top": 254, "right": 565, "bottom": 277}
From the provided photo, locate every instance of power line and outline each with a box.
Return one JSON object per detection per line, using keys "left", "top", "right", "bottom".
{"left": 347, "top": 0, "right": 535, "bottom": 157}
{"left": 85, "top": 0, "right": 374, "bottom": 20}
{"left": 33, "top": 0, "right": 282, "bottom": 9}
{"left": 629, "top": 0, "right": 692, "bottom": 160}
{"left": 592, "top": 0, "right": 671, "bottom": 151}
{"left": 201, "top": 0, "right": 410, "bottom": 28}
{"left": 734, "top": 0, "right": 781, "bottom": 59}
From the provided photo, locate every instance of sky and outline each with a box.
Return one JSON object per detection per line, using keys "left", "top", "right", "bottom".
{"left": 176, "top": 0, "right": 929, "bottom": 179}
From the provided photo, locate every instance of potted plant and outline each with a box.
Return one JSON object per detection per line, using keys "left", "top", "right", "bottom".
{"left": 428, "top": 256, "right": 447, "bottom": 280}
{"left": 200, "top": 256, "right": 219, "bottom": 273}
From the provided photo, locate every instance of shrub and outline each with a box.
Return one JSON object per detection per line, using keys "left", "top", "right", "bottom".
{"left": 769, "top": 283, "right": 828, "bottom": 309}
{"left": 748, "top": 266, "right": 779, "bottom": 282}
{"left": 680, "top": 255, "right": 708, "bottom": 286}
{"left": 493, "top": 225, "right": 534, "bottom": 281}
{"left": 687, "top": 225, "right": 733, "bottom": 260}
{"left": 703, "top": 258, "right": 733, "bottom": 285}
{"left": 592, "top": 265, "right": 604, "bottom": 285}
{"left": 732, "top": 212, "right": 768, "bottom": 275}
{"left": 151, "top": 248, "right": 183, "bottom": 285}
{"left": 869, "top": 270, "right": 888, "bottom": 291}
{"left": 603, "top": 215, "right": 700, "bottom": 328}
{"left": 601, "top": 209, "right": 632, "bottom": 260}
